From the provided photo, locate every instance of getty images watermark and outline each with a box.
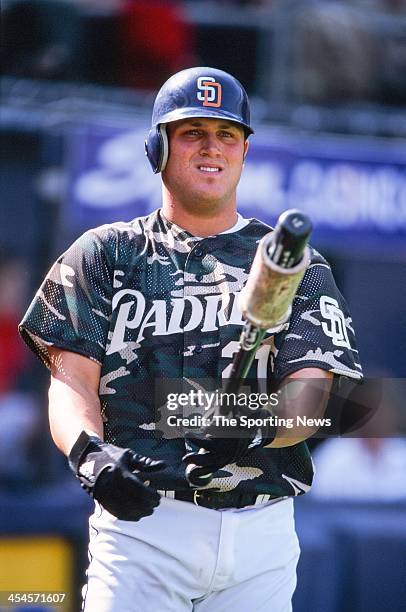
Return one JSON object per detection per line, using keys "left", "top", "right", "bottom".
{"left": 154, "top": 378, "right": 404, "bottom": 439}
{"left": 164, "top": 388, "right": 332, "bottom": 430}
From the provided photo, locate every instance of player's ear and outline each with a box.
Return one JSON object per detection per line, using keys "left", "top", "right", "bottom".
{"left": 243, "top": 139, "right": 249, "bottom": 161}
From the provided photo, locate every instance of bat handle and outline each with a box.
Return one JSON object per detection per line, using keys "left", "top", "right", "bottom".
{"left": 186, "top": 324, "right": 264, "bottom": 489}
{"left": 185, "top": 450, "right": 214, "bottom": 488}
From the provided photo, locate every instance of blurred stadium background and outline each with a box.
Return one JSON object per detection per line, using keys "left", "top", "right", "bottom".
{"left": 1, "top": 1, "right": 405, "bottom": 610}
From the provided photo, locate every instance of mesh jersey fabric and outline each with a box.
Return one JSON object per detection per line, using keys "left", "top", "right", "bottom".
{"left": 19, "top": 209, "right": 362, "bottom": 496}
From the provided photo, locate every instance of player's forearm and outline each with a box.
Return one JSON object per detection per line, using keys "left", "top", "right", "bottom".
{"left": 48, "top": 376, "right": 104, "bottom": 456}
{"left": 266, "top": 371, "right": 333, "bottom": 448}
{"left": 268, "top": 391, "right": 329, "bottom": 447}
{"left": 47, "top": 347, "right": 104, "bottom": 456}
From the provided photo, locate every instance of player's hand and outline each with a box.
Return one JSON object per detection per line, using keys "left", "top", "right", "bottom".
{"left": 183, "top": 432, "right": 251, "bottom": 475}
{"left": 68, "top": 431, "right": 166, "bottom": 521}
{"left": 182, "top": 408, "right": 276, "bottom": 474}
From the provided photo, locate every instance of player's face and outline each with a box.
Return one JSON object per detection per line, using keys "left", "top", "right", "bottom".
{"left": 162, "top": 118, "right": 248, "bottom": 213}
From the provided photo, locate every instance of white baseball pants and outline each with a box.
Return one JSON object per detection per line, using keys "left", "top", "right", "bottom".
{"left": 82, "top": 497, "right": 300, "bottom": 612}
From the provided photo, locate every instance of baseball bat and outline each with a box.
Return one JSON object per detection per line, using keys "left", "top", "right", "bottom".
{"left": 185, "top": 209, "right": 313, "bottom": 488}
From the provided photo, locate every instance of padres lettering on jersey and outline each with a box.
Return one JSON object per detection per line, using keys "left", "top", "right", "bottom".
{"left": 107, "top": 290, "right": 245, "bottom": 354}
{"left": 19, "top": 210, "right": 362, "bottom": 497}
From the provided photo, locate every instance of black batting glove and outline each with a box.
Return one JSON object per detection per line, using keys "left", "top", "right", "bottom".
{"left": 68, "top": 431, "right": 166, "bottom": 521}
{"left": 182, "top": 408, "right": 276, "bottom": 475}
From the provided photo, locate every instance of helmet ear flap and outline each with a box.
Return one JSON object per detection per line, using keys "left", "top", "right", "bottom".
{"left": 145, "top": 124, "right": 169, "bottom": 173}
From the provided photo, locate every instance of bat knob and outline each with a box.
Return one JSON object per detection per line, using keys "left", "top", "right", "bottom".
{"left": 268, "top": 209, "right": 313, "bottom": 268}
{"left": 279, "top": 209, "right": 313, "bottom": 240}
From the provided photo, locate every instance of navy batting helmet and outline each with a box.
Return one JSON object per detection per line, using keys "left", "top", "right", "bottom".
{"left": 145, "top": 67, "right": 254, "bottom": 173}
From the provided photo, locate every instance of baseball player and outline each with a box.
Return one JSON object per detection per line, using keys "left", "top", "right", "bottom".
{"left": 19, "top": 67, "right": 362, "bottom": 611}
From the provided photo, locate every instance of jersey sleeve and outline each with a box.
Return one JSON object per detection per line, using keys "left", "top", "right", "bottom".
{"left": 19, "top": 228, "right": 116, "bottom": 369}
{"left": 273, "top": 249, "right": 363, "bottom": 381}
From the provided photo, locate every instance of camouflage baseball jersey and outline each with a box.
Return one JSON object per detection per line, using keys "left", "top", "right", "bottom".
{"left": 19, "top": 209, "right": 362, "bottom": 497}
